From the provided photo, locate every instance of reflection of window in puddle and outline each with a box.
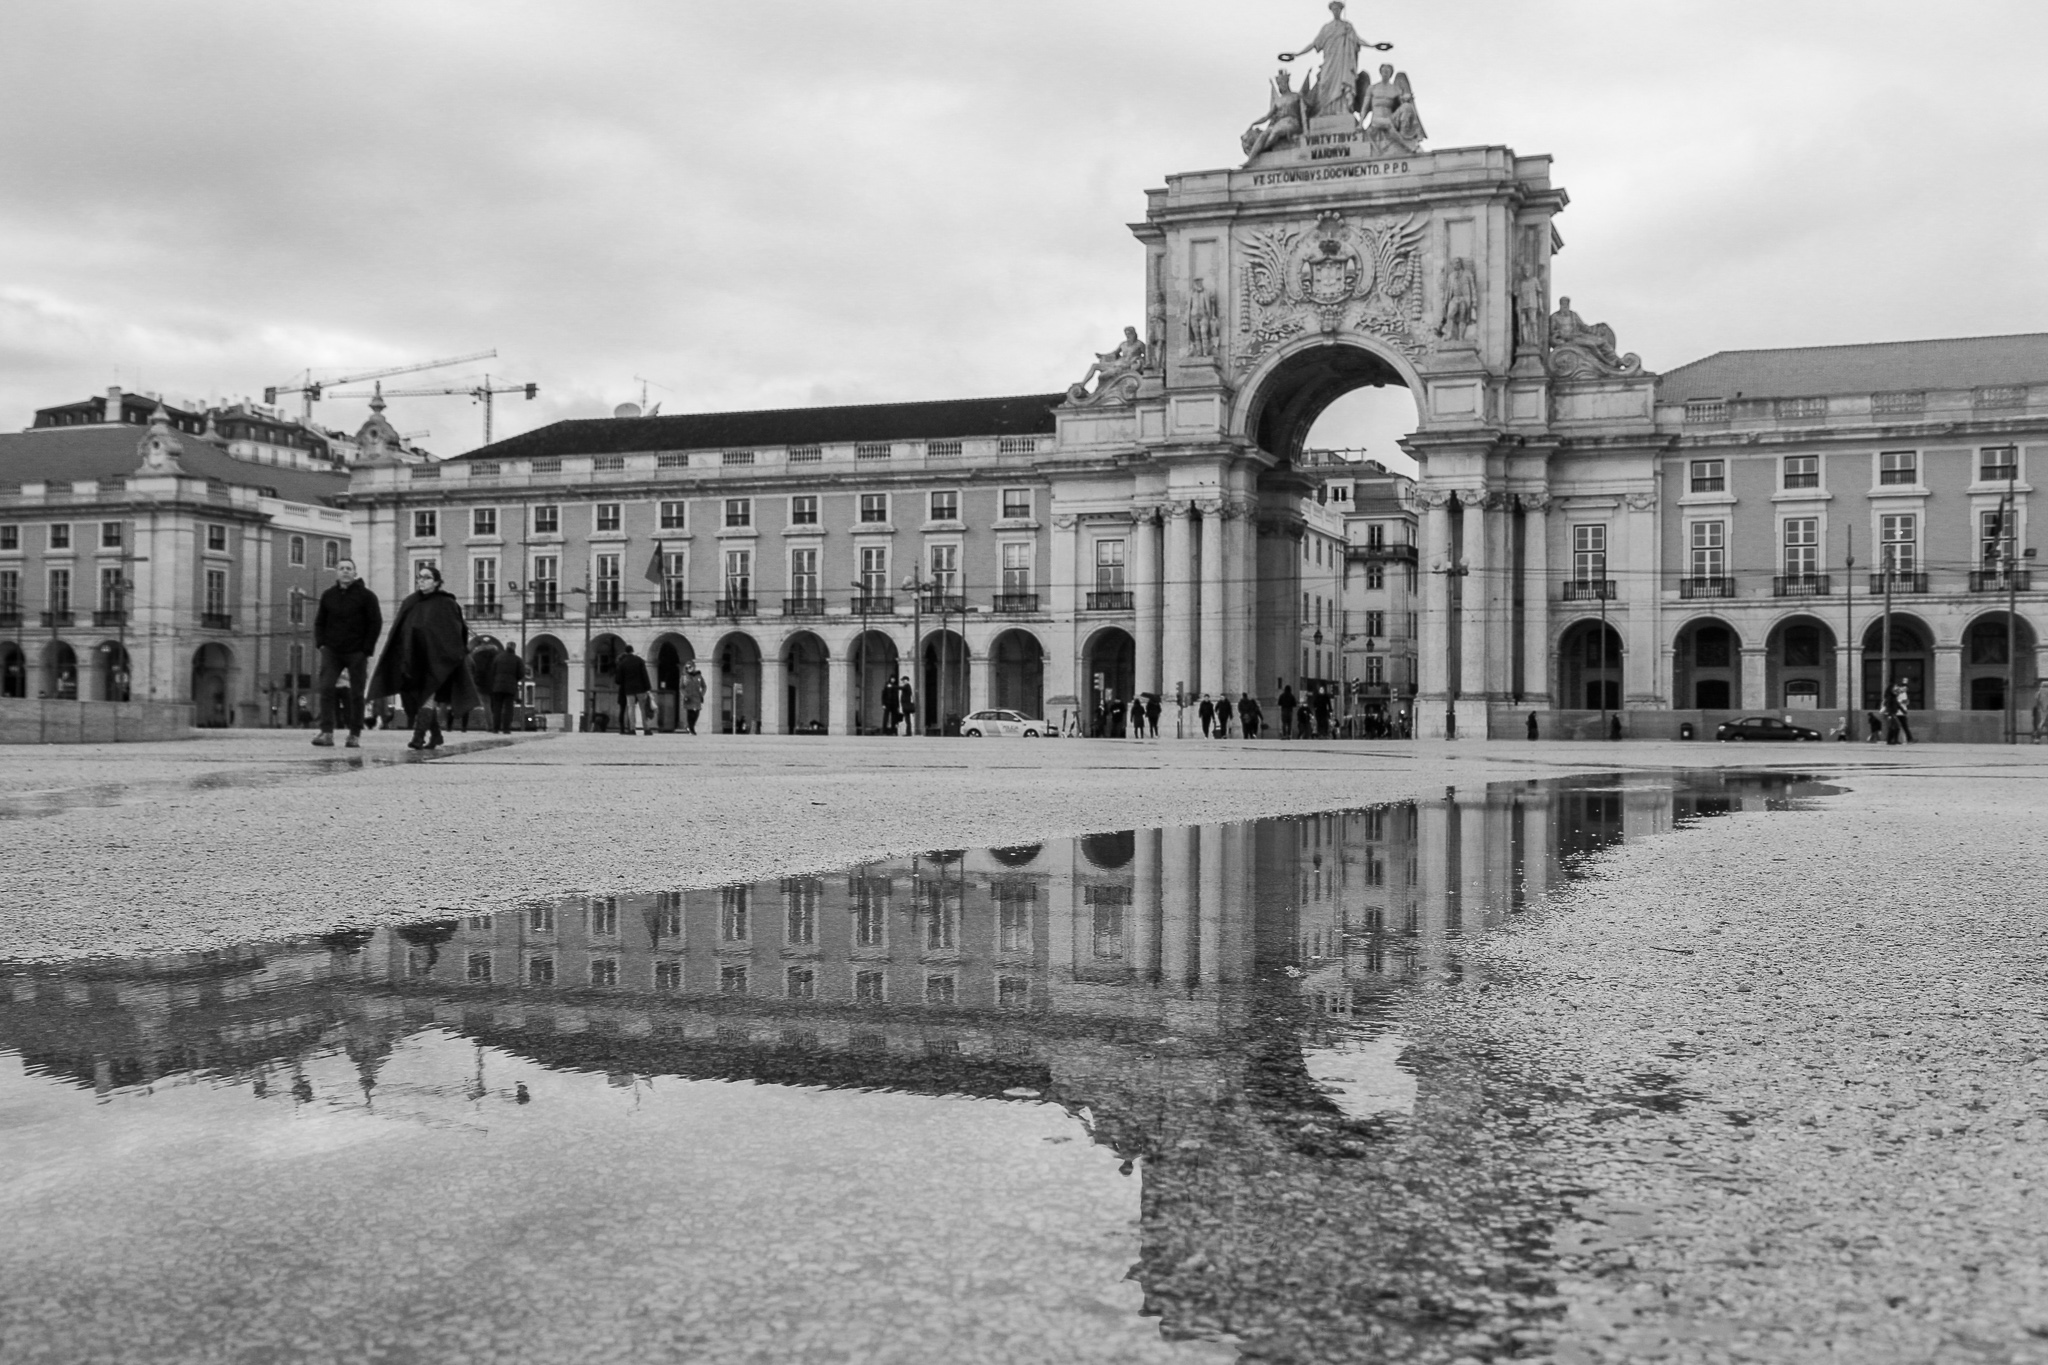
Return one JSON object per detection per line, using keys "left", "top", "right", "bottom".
{"left": 528, "top": 905, "right": 555, "bottom": 935}
{"left": 719, "top": 964, "right": 748, "bottom": 995}
{"left": 589, "top": 957, "right": 618, "bottom": 987}
{"left": 1303, "top": 1032, "right": 1418, "bottom": 1119}
{"left": 782, "top": 877, "right": 820, "bottom": 947}
{"left": 787, "top": 966, "right": 815, "bottom": 999}
{"left": 654, "top": 959, "right": 682, "bottom": 991}
{"left": 527, "top": 955, "right": 555, "bottom": 985}
{"left": 925, "top": 974, "right": 955, "bottom": 1005}
{"left": 854, "top": 969, "right": 886, "bottom": 1002}
{"left": 466, "top": 953, "right": 493, "bottom": 983}
{"left": 654, "top": 893, "right": 683, "bottom": 943}
{"left": 588, "top": 897, "right": 618, "bottom": 938}
{"left": 720, "top": 886, "right": 750, "bottom": 942}
{"left": 997, "top": 975, "right": 1028, "bottom": 1007}
{"left": 1086, "top": 884, "right": 1129, "bottom": 960}
{"left": 465, "top": 913, "right": 493, "bottom": 931}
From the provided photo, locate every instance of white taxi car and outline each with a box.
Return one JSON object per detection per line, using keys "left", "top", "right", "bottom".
{"left": 960, "top": 708, "right": 1048, "bottom": 738}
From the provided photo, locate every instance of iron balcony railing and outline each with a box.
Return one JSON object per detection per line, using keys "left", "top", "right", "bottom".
{"left": 1773, "top": 574, "right": 1831, "bottom": 597}
{"left": 717, "top": 597, "right": 757, "bottom": 617}
{"left": 922, "top": 593, "right": 967, "bottom": 614}
{"left": 591, "top": 601, "right": 628, "bottom": 619}
{"left": 782, "top": 597, "right": 826, "bottom": 617}
{"left": 992, "top": 593, "right": 1040, "bottom": 613}
{"left": 468, "top": 602, "right": 503, "bottom": 620}
{"left": 651, "top": 598, "right": 692, "bottom": 618}
{"left": 849, "top": 595, "right": 894, "bottom": 615}
{"left": 1970, "top": 570, "right": 2033, "bottom": 593}
{"left": 1561, "top": 580, "right": 1615, "bottom": 602}
{"left": 528, "top": 601, "right": 565, "bottom": 620}
{"left": 92, "top": 609, "right": 127, "bottom": 627}
{"left": 1086, "top": 590, "right": 1135, "bottom": 611}
{"left": 200, "top": 612, "right": 232, "bottom": 629}
{"left": 41, "top": 610, "right": 75, "bottom": 627}
{"left": 0, "top": 610, "right": 20, "bottom": 628}
{"left": 1678, "top": 577, "right": 1735, "bottom": 600}
{"left": 1868, "top": 572, "right": 1929, "bottom": 594}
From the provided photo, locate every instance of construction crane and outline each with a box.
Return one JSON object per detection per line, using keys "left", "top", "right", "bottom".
{"left": 263, "top": 350, "right": 497, "bottom": 424}
{"left": 327, "top": 375, "right": 539, "bottom": 446}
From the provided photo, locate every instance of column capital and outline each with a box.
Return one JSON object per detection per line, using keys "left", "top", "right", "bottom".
{"left": 1161, "top": 500, "right": 1194, "bottom": 521}
{"left": 1051, "top": 513, "right": 1079, "bottom": 530}
{"left": 1410, "top": 487, "right": 1456, "bottom": 511}
{"left": 1193, "top": 497, "right": 1225, "bottom": 518}
{"left": 1129, "top": 504, "right": 1163, "bottom": 528}
{"left": 1623, "top": 491, "right": 1658, "bottom": 511}
{"left": 1518, "top": 491, "right": 1553, "bottom": 512}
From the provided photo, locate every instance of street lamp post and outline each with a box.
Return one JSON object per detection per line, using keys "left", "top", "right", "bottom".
{"left": 901, "top": 570, "right": 926, "bottom": 735}
{"left": 850, "top": 579, "right": 871, "bottom": 734}
{"left": 569, "top": 582, "right": 592, "bottom": 731}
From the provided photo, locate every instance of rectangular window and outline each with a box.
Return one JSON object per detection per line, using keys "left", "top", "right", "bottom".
{"left": 855, "top": 969, "right": 886, "bottom": 1002}
{"left": 1001, "top": 488, "right": 1031, "bottom": 519}
{"left": 721, "top": 885, "right": 750, "bottom": 941}
{"left": 858, "top": 545, "right": 888, "bottom": 597}
{"left": 785, "top": 877, "right": 819, "bottom": 946}
{"left": 790, "top": 547, "right": 818, "bottom": 599}
{"left": 47, "top": 567, "right": 71, "bottom": 614}
{"left": 466, "top": 953, "right": 493, "bottom": 984}
{"left": 654, "top": 960, "right": 683, "bottom": 991}
{"left": 723, "top": 548, "right": 752, "bottom": 603}
{"left": 1878, "top": 451, "right": 1916, "bottom": 486}
{"left": 859, "top": 493, "right": 888, "bottom": 523}
{"left": 594, "top": 553, "right": 621, "bottom": 610}
{"left": 787, "top": 966, "right": 816, "bottom": 999}
{"left": 528, "top": 955, "right": 555, "bottom": 985}
{"left": 1783, "top": 455, "right": 1819, "bottom": 490}
{"left": 661, "top": 551, "right": 688, "bottom": 611}
{"left": 0, "top": 569, "right": 19, "bottom": 612}
{"left": 471, "top": 557, "right": 497, "bottom": 608}
{"left": 929, "top": 490, "right": 959, "bottom": 522}
{"left": 659, "top": 500, "right": 687, "bottom": 531}
{"left": 203, "top": 568, "right": 226, "bottom": 616}
{"left": 723, "top": 498, "right": 751, "bottom": 529}
{"left": 788, "top": 495, "right": 817, "bottom": 526}
{"left": 472, "top": 507, "right": 497, "bottom": 537}
{"left": 1689, "top": 459, "right": 1725, "bottom": 493}
{"left": 204, "top": 524, "right": 226, "bottom": 552}
{"left": 324, "top": 540, "right": 339, "bottom": 569}
{"left": 46, "top": 523, "right": 72, "bottom": 552}
{"left": 1366, "top": 562, "right": 1385, "bottom": 589}
{"left": 1981, "top": 445, "right": 2019, "bottom": 482}
{"left": 1365, "top": 610, "right": 1385, "bottom": 637}
{"left": 529, "top": 904, "right": 556, "bottom": 933}
{"left": 1981, "top": 508, "right": 2016, "bottom": 568}
{"left": 853, "top": 876, "right": 889, "bottom": 947}
{"left": 532, "top": 504, "right": 559, "bottom": 534}
{"left": 289, "top": 591, "right": 306, "bottom": 626}
{"left": 595, "top": 502, "right": 621, "bottom": 532}
{"left": 413, "top": 509, "right": 438, "bottom": 539}
{"left": 100, "top": 566, "right": 124, "bottom": 611}
{"left": 1094, "top": 539, "right": 1126, "bottom": 591}
{"left": 589, "top": 958, "right": 619, "bottom": 987}
{"left": 1001, "top": 542, "right": 1032, "bottom": 593}
{"left": 928, "top": 543, "right": 958, "bottom": 595}
{"left": 925, "top": 975, "right": 956, "bottom": 1005}
{"left": 103, "top": 521, "right": 125, "bottom": 550}
{"left": 997, "top": 976, "right": 1028, "bottom": 1007}
{"left": 996, "top": 890, "right": 1032, "bottom": 952}
{"left": 1366, "top": 656, "right": 1385, "bottom": 685}
{"left": 1880, "top": 513, "right": 1917, "bottom": 574}
{"left": 1688, "top": 521, "right": 1726, "bottom": 578}
{"left": 530, "top": 554, "right": 559, "bottom": 609}
{"left": 1783, "top": 517, "right": 1818, "bottom": 578}
{"left": 1571, "top": 524, "right": 1607, "bottom": 582}
{"left": 719, "top": 963, "right": 749, "bottom": 995}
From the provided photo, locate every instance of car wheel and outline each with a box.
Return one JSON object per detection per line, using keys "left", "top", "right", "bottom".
{"left": 963, "top": 728, "right": 981, "bottom": 737}
{"left": 1023, "top": 728, "right": 1039, "bottom": 737}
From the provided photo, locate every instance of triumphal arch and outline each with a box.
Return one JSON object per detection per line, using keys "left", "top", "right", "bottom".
{"left": 1053, "top": 0, "right": 1659, "bottom": 737}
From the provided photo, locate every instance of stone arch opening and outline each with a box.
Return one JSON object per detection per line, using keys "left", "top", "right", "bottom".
{"left": 1080, "top": 830, "right": 1136, "bottom": 871}
{"left": 848, "top": 629, "right": 899, "bottom": 735}
{"left": 713, "top": 632, "right": 762, "bottom": 733}
{"left": 1765, "top": 615, "right": 1838, "bottom": 711}
{"left": 190, "top": 643, "right": 233, "bottom": 726}
{"left": 1082, "top": 626, "right": 1136, "bottom": 736}
{"left": 919, "top": 628, "right": 969, "bottom": 734}
{"left": 0, "top": 641, "right": 25, "bottom": 698}
{"left": 1962, "top": 611, "right": 2039, "bottom": 711}
{"left": 782, "top": 630, "right": 829, "bottom": 734}
{"left": 525, "top": 634, "right": 569, "bottom": 715}
{"left": 651, "top": 632, "right": 694, "bottom": 732}
{"left": 1861, "top": 616, "right": 1931, "bottom": 710}
{"left": 1559, "top": 619, "right": 1623, "bottom": 711}
{"left": 1237, "top": 339, "right": 1421, "bottom": 464}
{"left": 93, "top": 641, "right": 132, "bottom": 702}
{"left": 586, "top": 632, "right": 627, "bottom": 729}
{"left": 1672, "top": 617, "right": 1741, "bottom": 711}
{"left": 42, "top": 640, "right": 78, "bottom": 700}
{"left": 990, "top": 628, "right": 1045, "bottom": 718}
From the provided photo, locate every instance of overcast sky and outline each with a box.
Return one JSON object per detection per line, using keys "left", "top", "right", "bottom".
{"left": 4, "top": 0, "right": 2045, "bottom": 471}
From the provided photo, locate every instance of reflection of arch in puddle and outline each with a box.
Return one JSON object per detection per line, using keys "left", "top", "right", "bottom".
{"left": 1078, "top": 829, "right": 1135, "bottom": 870}
{"left": 990, "top": 843, "right": 1043, "bottom": 867}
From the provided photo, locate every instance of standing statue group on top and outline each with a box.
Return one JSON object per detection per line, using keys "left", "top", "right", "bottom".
{"left": 1241, "top": 1, "right": 1424, "bottom": 166}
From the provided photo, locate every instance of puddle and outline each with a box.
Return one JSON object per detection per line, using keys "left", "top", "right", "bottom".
{"left": 0, "top": 769, "right": 1836, "bottom": 1365}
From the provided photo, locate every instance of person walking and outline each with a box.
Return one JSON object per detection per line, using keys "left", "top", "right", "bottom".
{"left": 1197, "top": 694, "right": 1215, "bottom": 738}
{"left": 1526, "top": 711, "right": 1539, "bottom": 741}
{"left": 881, "top": 675, "right": 900, "bottom": 737}
{"left": 897, "top": 677, "right": 916, "bottom": 735}
{"left": 486, "top": 642, "right": 525, "bottom": 732}
{"left": 1144, "top": 692, "right": 1162, "bottom": 739}
{"left": 367, "top": 565, "right": 479, "bottom": 752}
{"left": 1278, "top": 681, "right": 1297, "bottom": 739}
{"left": 1212, "top": 696, "right": 1230, "bottom": 739}
{"left": 1129, "top": 694, "right": 1145, "bottom": 738}
{"left": 614, "top": 643, "right": 654, "bottom": 735}
{"left": 459, "top": 640, "right": 497, "bottom": 733}
{"left": 2033, "top": 680, "right": 2048, "bottom": 744}
{"left": 1889, "top": 681, "right": 1916, "bottom": 744}
{"left": 681, "top": 663, "right": 706, "bottom": 734}
{"left": 1238, "top": 691, "right": 1263, "bottom": 739}
{"left": 311, "top": 558, "right": 382, "bottom": 748}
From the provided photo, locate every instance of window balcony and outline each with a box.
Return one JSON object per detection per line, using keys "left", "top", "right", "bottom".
{"left": 1773, "top": 574, "right": 1831, "bottom": 597}
{"left": 993, "top": 593, "right": 1040, "bottom": 614}
{"left": 1561, "top": 580, "right": 1615, "bottom": 602}
{"left": 92, "top": 609, "right": 128, "bottom": 627}
{"left": 922, "top": 593, "right": 967, "bottom": 614}
{"left": 1678, "top": 577, "right": 1735, "bottom": 600}
{"left": 849, "top": 594, "right": 894, "bottom": 616}
{"left": 528, "top": 601, "right": 565, "bottom": 620}
{"left": 1086, "top": 590, "right": 1134, "bottom": 611}
{"left": 1970, "top": 570, "right": 2033, "bottom": 593}
{"left": 41, "top": 610, "right": 75, "bottom": 628}
{"left": 200, "top": 612, "right": 232, "bottom": 630}
{"left": 591, "top": 601, "right": 627, "bottom": 619}
{"left": 651, "top": 598, "right": 692, "bottom": 618}
{"left": 1868, "top": 572, "right": 1929, "bottom": 594}
{"left": 468, "top": 602, "right": 502, "bottom": 620}
{"left": 716, "top": 596, "right": 757, "bottom": 617}
{"left": 782, "top": 596, "right": 826, "bottom": 618}
{"left": 0, "top": 610, "right": 19, "bottom": 629}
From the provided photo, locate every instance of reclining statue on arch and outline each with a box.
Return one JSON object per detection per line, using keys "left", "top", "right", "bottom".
{"left": 1241, "top": 70, "right": 1308, "bottom": 165}
{"left": 1066, "top": 327, "right": 1149, "bottom": 407}
{"left": 1546, "top": 296, "right": 1643, "bottom": 377}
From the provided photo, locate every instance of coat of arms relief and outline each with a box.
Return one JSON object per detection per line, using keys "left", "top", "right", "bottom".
{"left": 1233, "top": 211, "right": 1428, "bottom": 372}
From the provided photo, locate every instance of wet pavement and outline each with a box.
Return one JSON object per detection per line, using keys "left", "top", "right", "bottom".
{"left": 0, "top": 770, "right": 1850, "bottom": 1364}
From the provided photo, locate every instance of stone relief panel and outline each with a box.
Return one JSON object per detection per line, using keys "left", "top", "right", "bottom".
{"left": 1235, "top": 210, "right": 1427, "bottom": 370}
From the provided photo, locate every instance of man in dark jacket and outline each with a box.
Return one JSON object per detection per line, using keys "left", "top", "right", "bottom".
{"left": 1278, "top": 680, "right": 1298, "bottom": 739}
{"left": 312, "top": 558, "right": 382, "bottom": 748}
{"left": 614, "top": 644, "right": 653, "bottom": 735}
{"left": 681, "top": 664, "right": 706, "bottom": 734}
{"left": 486, "top": 645, "right": 525, "bottom": 733}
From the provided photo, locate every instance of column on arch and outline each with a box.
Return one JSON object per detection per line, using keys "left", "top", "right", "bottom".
{"left": 1620, "top": 491, "right": 1662, "bottom": 706}
{"left": 1519, "top": 493, "right": 1552, "bottom": 706}
{"left": 1132, "top": 506, "right": 1162, "bottom": 697}
{"left": 1050, "top": 512, "right": 1081, "bottom": 707}
{"left": 1221, "top": 500, "right": 1251, "bottom": 699}
{"left": 1198, "top": 499, "right": 1226, "bottom": 698}
{"left": 1160, "top": 502, "right": 1195, "bottom": 705}
{"left": 1417, "top": 492, "right": 1454, "bottom": 716}
{"left": 1235, "top": 502, "right": 1258, "bottom": 702}
{"left": 1459, "top": 495, "right": 1490, "bottom": 700}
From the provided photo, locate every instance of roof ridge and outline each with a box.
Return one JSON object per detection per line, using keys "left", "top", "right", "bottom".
{"left": 556, "top": 391, "right": 1066, "bottom": 425}
{"left": 1669, "top": 331, "right": 2048, "bottom": 369}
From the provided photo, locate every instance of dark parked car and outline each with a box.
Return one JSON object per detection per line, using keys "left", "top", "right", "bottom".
{"left": 1715, "top": 715, "right": 1822, "bottom": 742}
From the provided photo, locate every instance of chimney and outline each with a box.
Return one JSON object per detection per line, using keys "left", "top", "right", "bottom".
{"left": 105, "top": 385, "right": 122, "bottom": 423}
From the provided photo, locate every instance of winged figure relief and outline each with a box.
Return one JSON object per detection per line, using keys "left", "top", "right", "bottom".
{"left": 1241, "top": 227, "right": 1300, "bottom": 308}
{"left": 1365, "top": 215, "right": 1426, "bottom": 311}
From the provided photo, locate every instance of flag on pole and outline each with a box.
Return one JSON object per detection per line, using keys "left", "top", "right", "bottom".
{"left": 644, "top": 540, "right": 665, "bottom": 584}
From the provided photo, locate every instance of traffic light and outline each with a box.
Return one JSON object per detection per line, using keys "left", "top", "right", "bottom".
{"left": 523, "top": 384, "right": 538, "bottom": 400}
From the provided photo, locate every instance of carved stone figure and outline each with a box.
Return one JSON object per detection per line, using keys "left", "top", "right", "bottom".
{"left": 1146, "top": 287, "right": 1168, "bottom": 371}
{"left": 1238, "top": 211, "right": 1427, "bottom": 364}
{"left": 1547, "top": 296, "right": 1643, "bottom": 378}
{"left": 1436, "top": 256, "right": 1477, "bottom": 344}
{"left": 1185, "top": 277, "right": 1221, "bottom": 358}
{"left": 1065, "top": 326, "right": 1149, "bottom": 407}
{"left": 1360, "top": 65, "right": 1425, "bottom": 158}
{"left": 1513, "top": 260, "right": 1546, "bottom": 354}
{"left": 1282, "top": 1, "right": 1367, "bottom": 118}
{"left": 1241, "top": 70, "right": 1307, "bottom": 164}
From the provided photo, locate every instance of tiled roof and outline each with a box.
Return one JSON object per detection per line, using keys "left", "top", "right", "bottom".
{"left": 1658, "top": 333, "right": 2048, "bottom": 403}
{"left": 454, "top": 393, "right": 1066, "bottom": 462}
{"left": 0, "top": 425, "right": 349, "bottom": 505}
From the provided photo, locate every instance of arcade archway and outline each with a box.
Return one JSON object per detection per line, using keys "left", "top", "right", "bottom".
{"left": 652, "top": 632, "right": 694, "bottom": 732}
{"left": 1559, "top": 620, "right": 1623, "bottom": 711}
{"left": 526, "top": 635, "right": 568, "bottom": 715}
{"left": 0, "top": 642, "right": 25, "bottom": 698}
{"left": 42, "top": 640, "right": 77, "bottom": 700}
{"left": 990, "top": 628, "right": 1045, "bottom": 718}
{"left": 920, "top": 629, "right": 969, "bottom": 734}
{"left": 1083, "top": 627, "right": 1135, "bottom": 736}
{"left": 714, "top": 632, "right": 761, "bottom": 733}
{"left": 1766, "top": 615, "right": 1837, "bottom": 711}
{"left": 1962, "top": 611, "right": 2038, "bottom": 711}
{"left": 587, "top": 633, "right": 626, "bottom": 729}
{"left": 1861, "top": 617, "right": 1930, "bottom": 710}
{"left": 93, "top": 641, "right": 131, "bottom": 702}
{"left": 190, "top": 643, "right": 233, "bottom": 726}
{"left": 1239, "top": 339, "right": 1421, "bottom": 464}
{"left": 1672, "top": 617, "right": 1740, "bottom": 710}
{"left": 848, "top": 630, "right": 899, "bottom": 735}
{"left": 783, "top": 631, "right": 829, "bottom": 734}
